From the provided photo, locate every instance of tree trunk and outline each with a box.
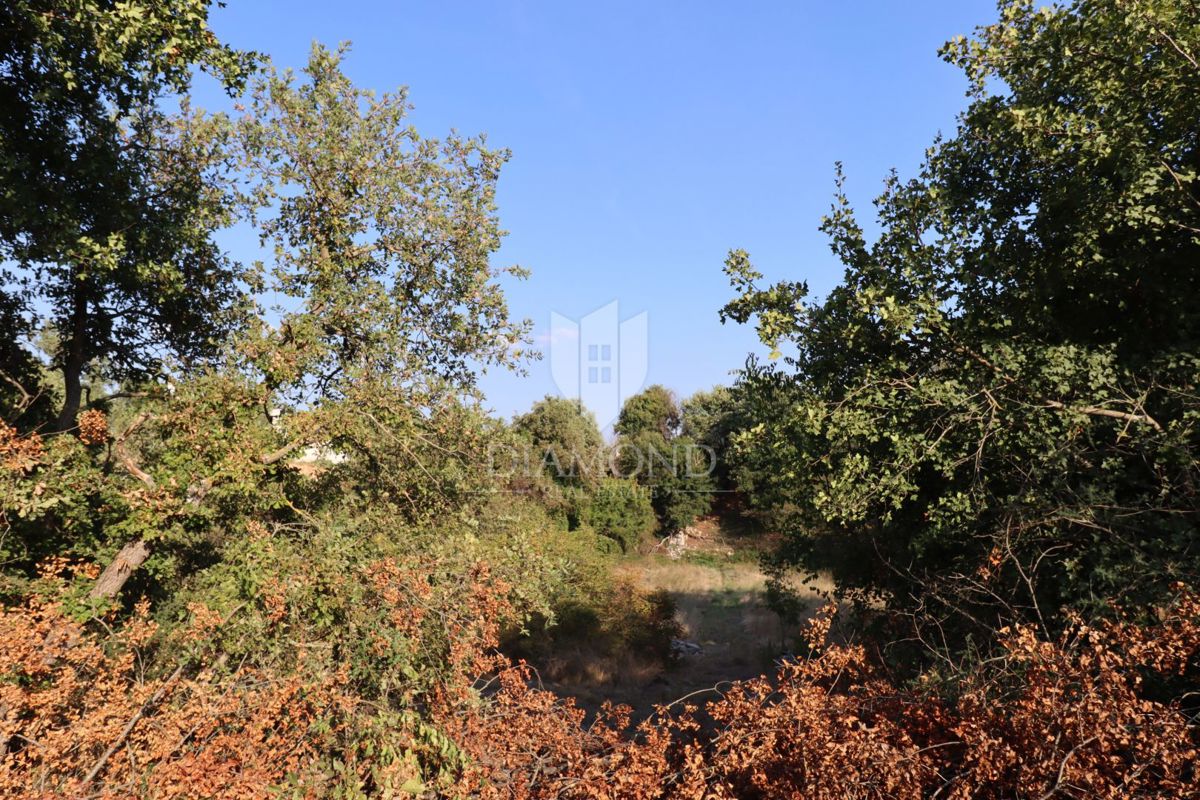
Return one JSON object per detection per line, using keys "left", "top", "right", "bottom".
{"left": 56, "top": 352, "right": 83, "bottom": 432}
{"left": 88, "top": 539, "right": 150, "bottom": 600}
{"left": 55, "top": 287, "right": 88, "bottom": 432}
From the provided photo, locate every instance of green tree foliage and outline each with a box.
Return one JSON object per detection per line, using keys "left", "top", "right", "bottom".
{"left": 646, "top": 440, "right": 715, "bottom": 532}
{"left": 613, "top": 384, "right": 681, "bottom": 438}
{"left": 0, "top": 1, "right": 256, "bottom": 430}
{"left": 0, "top": 44, "right": 535, "bottom": 606}
{"left": 224, "top": 44, "right": 534, "bottom": 524}
{"left": 505, "top": 396, "right": 659, "bottom": 553}
{"left": 724, "top": 0, "right": 1200, "bottom": 650}
{"left": 615, "top": 387, "right": 714, "bottom": 532}
{"left": 234, "top": 44, "right": 529, "bottom": 406}
{"left": 584, "top": 477, "right": 656, "bottom": 552}
{"left": 513, "top": 395, "right": 605, "bottom": 487}
{"left": 680, "top": 385, "right": 749, "bottom": 489}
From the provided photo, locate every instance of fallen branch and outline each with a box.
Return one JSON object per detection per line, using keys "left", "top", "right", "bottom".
{"left": 88, "top": 539, "right": 152, "bottom": 600}
{"left": 80, "top": 662, "right": 186, "bottom": 786}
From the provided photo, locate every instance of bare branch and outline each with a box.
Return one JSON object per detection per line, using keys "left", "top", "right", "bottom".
{"left": 88, "top": 539, "right": 151, "bottom": 600}
{"left": 1036, "top": 736, "right": 1099, "bottom": 800}
{"left": 0, "top": 370, "right": 33, "bottom": 413}
{"left": 111, "top": 412, "right": 156, "bottom": 488}
{"left": 81, "top": 662, "right": 186, "bottom": 786}
{"left": 1043, "top": 399, "right": 1163, "bottom": 432}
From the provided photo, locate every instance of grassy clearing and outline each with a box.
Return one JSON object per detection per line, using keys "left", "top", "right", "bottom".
{"left": 529, "top": 516, "right": 834, "bottom": 719}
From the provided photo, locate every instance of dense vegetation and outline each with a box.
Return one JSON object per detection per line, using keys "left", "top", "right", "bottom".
{"left": 723, "top": 0, "right": 1200, "bottom": 660}
{"left": 0, "top": 0, "right": 1197, "bottom": 797}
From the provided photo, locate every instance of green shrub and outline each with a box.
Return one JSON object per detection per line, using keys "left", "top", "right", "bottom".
{"left": 585, "top": 478, "right": 656, "bottom": 553}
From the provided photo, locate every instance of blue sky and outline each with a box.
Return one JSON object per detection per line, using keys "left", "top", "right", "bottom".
{"left": 202, "top": 0, "right": 998, "bottom": 421}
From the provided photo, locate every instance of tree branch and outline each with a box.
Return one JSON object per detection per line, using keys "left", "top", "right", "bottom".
{"left": 111, "top": 412, "right": 156, "bottom": 488}
{"left": 0, "top": 370, "right": 33, "bottom": 414}
{"left": 88, "top": 539, "right": 152, "bottom": 600}
{"left": 1043, "top": 400, "right": 1163, "bottom": 432}
{"left": 260, "top": 437, "right": 308, "bottom": 465}
{"left": 944, "top": 334, "right": 1164, "bottom": 432}
{"left": 1036, "top": 735, "right": 1099, "bottom": 800}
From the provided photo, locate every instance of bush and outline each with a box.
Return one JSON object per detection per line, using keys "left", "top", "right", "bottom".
{"left": 0, "top": 556, "right": 515, "bottom": 797}
{"left": 585, "top": 479, "right": 656, "bottom": 553}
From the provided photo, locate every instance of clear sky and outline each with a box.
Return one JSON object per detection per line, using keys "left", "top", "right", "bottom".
{"left": 201, "top": 0, "right": 999, "bottom": 422}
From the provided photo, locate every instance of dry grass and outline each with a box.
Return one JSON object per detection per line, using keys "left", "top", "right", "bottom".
{"left": 539, "top": 525, "right": 834, "bottom": 719}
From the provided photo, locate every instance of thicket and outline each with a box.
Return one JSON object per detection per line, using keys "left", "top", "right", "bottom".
{"left": 723, "top": 0, "right": 1200, "bottom": 662}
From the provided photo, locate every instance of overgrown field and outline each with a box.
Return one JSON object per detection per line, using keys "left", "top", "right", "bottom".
{"left": 2, "top": 0, "right": 1199, "bottom": 797}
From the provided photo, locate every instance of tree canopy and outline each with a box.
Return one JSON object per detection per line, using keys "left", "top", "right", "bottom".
{"left": 614, "top": 386, "right": 714, "bottom": 532}
{"left": 0, "top": 1, "right": 256, "bottom": 430}
{"left": 724, "top": 0, "right": 1200, "bottom": 647}
{"left": 614, "top": 384, "right": 680, "bottom": 439}
{"left": 513, "top": 395, "right": 605, "bottom": 487}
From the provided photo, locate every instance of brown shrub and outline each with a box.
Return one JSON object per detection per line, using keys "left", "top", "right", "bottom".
{"left": 76, "top": 410, "right": 109, "bottom": 446}
{"left": 0, "top": 557, "right": 515, "bottom": 798}
{"left": 0, "top": 420, "right": 43, "bottom": 473}
{"left": 2, "top": 575, "right": 1196, "bottom": 798}
{"left": 453, "top": 596, "right": 1200, "bottom": 799}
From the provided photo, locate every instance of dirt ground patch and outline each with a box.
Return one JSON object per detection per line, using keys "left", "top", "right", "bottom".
{"left": 538, "top": 548, "right": 833, "bottom": 719}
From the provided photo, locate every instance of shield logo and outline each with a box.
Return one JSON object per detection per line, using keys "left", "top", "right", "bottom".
{"left": 549, "top": 301, "right": 648, "bottom": 430}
